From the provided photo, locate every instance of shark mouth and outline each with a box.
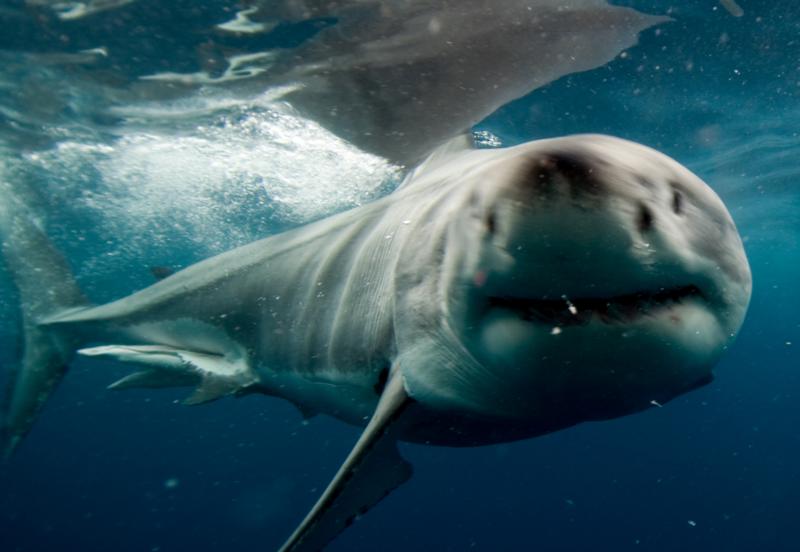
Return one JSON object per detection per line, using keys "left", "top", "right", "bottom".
{"left": 489, "top": 285, "right": 704, "bottom": 327}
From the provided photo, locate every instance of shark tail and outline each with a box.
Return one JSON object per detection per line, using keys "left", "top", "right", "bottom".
{"left": 0, "top": 180, "right": 88, "bottom": 458}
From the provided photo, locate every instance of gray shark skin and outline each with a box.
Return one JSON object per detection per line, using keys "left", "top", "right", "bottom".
{"left": 259, "top": 0, "right": 669, "bottom": 164}
{"left": 0, "top": 135, "right": 751, "bottom": 550}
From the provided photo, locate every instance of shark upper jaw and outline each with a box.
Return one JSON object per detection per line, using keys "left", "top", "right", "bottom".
{"left": 455, "top": 277, "right": 726, "bottom": 426}
{"left": 488, "top": 283, "right": 707, "bottom": 328}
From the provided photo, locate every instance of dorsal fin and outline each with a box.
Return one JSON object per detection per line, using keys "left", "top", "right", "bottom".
{"left": 419, "top": 132, "right": 475, "bottom": 170}
{"left": 397, "top": 132, "right": 475, "bottom": 189}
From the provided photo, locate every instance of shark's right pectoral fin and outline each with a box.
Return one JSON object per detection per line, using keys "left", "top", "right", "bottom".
{"left": 78, "top": 344, "right": 257, "bottom": 405}
{"left": 279, "top": 369, "right": 414, "bottom": 552}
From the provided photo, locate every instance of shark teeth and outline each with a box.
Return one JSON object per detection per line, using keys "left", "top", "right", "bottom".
{"left": 490, "top": 285, "right": 704, "bottom": 327}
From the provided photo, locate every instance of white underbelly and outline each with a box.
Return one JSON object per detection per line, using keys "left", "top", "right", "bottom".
{"left": 256, "top": 364, "right": 380, "bottom": 426}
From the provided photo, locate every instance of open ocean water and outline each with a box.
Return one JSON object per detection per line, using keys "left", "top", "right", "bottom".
{"left": 0, "top": 1, "right": 798, "bottom": 551}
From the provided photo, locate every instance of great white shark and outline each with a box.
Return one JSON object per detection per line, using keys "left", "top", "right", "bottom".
{"left": 0, "top": 134, "right": 751, "bottom": 550}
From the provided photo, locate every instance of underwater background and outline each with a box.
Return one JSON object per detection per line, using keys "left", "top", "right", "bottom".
{"left": 0, "top": 1, "right": 798, "bottom": 550}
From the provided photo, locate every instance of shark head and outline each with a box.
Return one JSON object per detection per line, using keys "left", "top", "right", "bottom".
{"left": 400, "top": 134, "right": 751, "bottom": 434}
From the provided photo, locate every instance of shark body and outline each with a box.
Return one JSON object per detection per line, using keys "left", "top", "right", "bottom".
{"left": 0, "top": 135, "right": 751, "bottom": 550}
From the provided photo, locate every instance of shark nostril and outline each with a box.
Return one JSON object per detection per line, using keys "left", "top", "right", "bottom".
{"left": 637, "top": 204, "right": 654, "bottom": 233}
{"left": 672, "top": 190, "right": 683, "bottom": 214}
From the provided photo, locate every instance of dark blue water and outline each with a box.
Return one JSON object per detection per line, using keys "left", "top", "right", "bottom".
{"left": 1, "top": 1, "right": 799, "bottom": 551}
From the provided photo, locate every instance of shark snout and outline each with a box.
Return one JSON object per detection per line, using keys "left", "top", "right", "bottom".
{"left": 517, "top": 149, "right": 675, "bottom": 241}
{"left": 508, "top": 148, "right": 689, "bottom": 254}
{"left": 477, "top": 135, "right": 749, "bottom": 331}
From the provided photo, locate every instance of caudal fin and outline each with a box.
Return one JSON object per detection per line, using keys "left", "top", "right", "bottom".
{"left": 0, "top": 180, "right": 87, "bottom": 458}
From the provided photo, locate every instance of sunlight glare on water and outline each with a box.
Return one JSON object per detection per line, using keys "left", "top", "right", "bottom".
{"left": 24, "top": 95, "right": 402, "bottom": 261}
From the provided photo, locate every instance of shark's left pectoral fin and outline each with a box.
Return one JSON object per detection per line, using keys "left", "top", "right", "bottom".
{"left": 279, "top": 369, "right": 414, "bottom": 552}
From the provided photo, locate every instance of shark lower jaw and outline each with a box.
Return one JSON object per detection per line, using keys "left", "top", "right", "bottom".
{"left": 488, "top": 284, "right": 708, "bottom": 328}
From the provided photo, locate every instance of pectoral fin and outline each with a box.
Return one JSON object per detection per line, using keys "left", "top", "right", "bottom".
{"left": 279, "top": 369, "right": 413, "bottom": 552}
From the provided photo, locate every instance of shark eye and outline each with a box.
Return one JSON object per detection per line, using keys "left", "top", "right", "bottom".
{"left": 485, "top": 211, "right": 497, "bottom": 234}
{"left": 672, "top": 190, "right": 683, "bottom": 214}
{"left": 637, "top": 204, "right": 654, "bottom": 233}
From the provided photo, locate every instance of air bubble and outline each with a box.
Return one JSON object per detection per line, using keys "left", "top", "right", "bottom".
{"left": 164, "top": 478, "right": 180, "bottom": 489}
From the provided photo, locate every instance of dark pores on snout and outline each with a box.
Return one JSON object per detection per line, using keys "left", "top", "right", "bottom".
{"left": 513, "top": 153, "right": 685, "bottom": 238}
{"left": 516, "top": 151, "right": 606, "bottom": 203}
